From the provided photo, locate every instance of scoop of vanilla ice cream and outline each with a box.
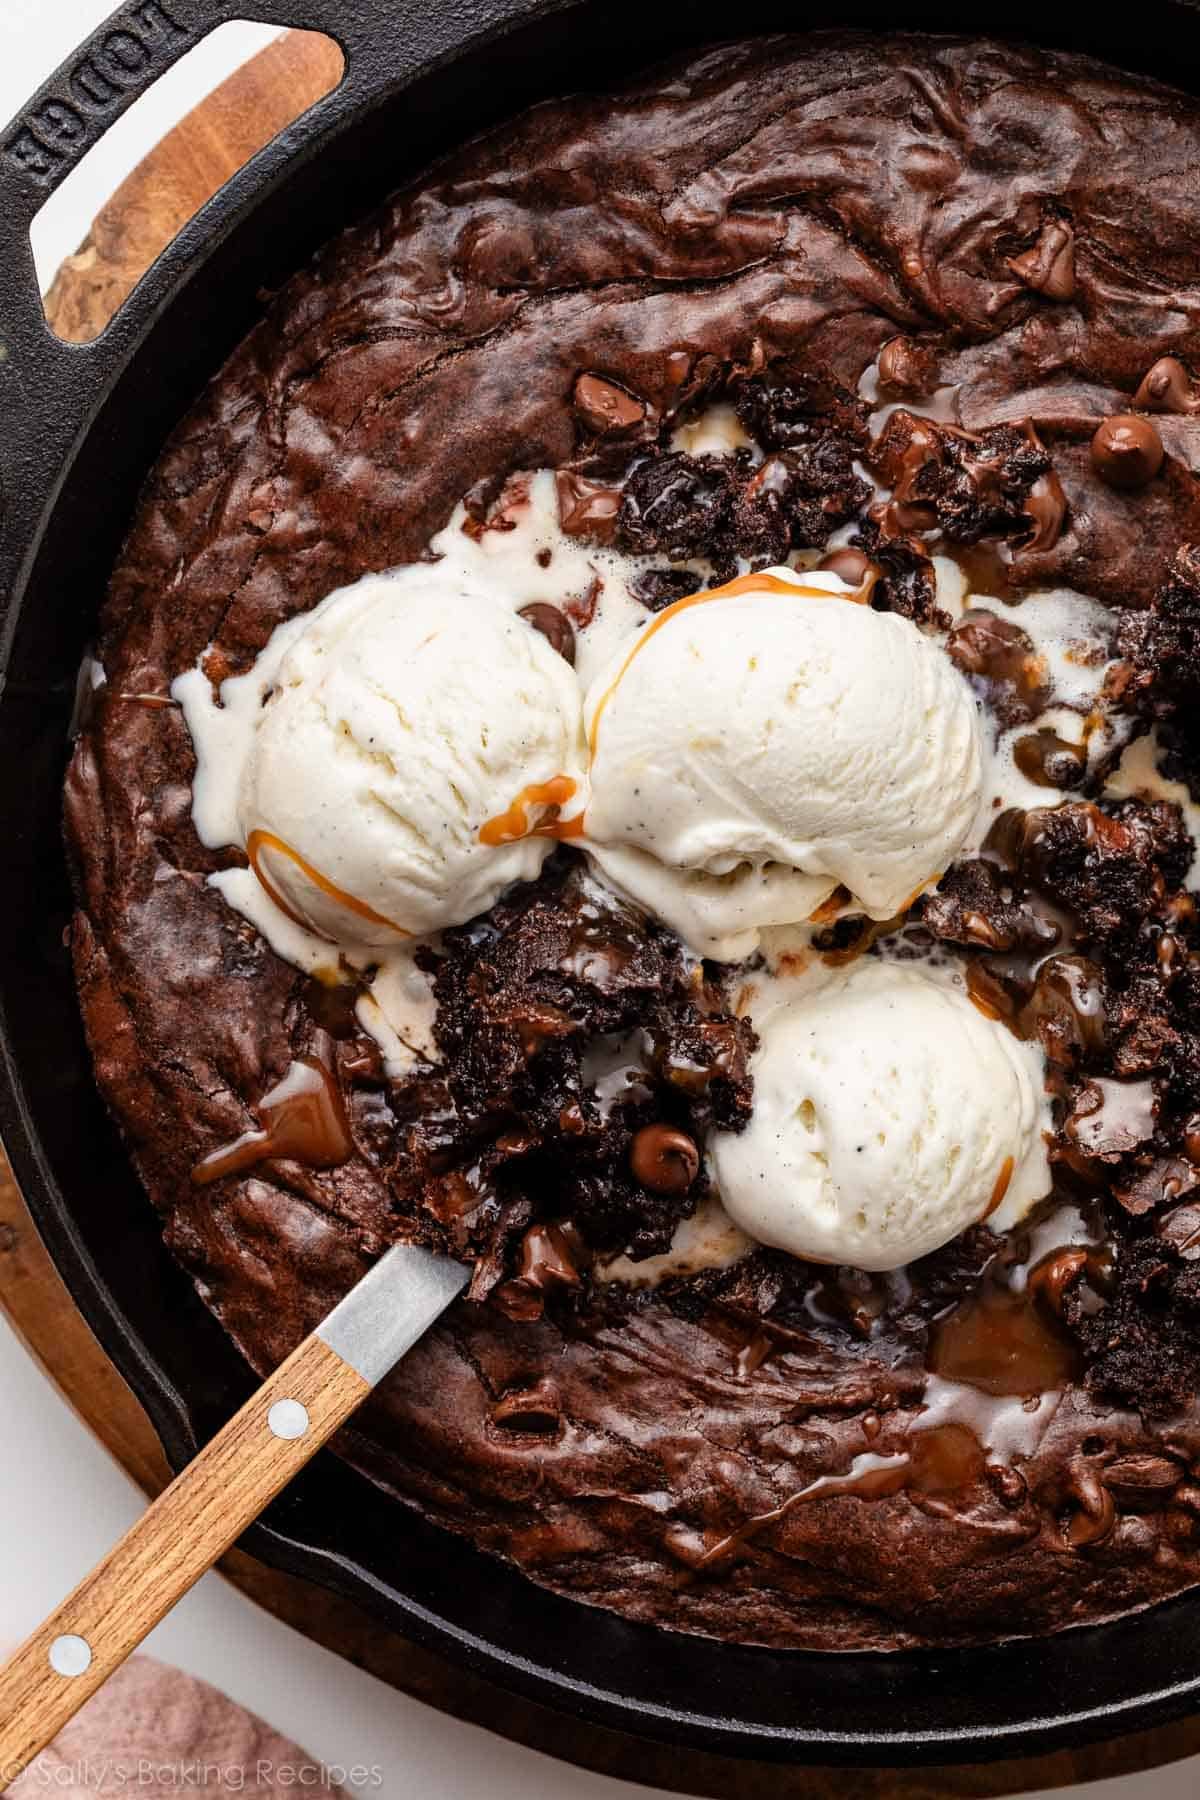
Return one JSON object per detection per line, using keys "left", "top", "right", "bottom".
{"left": 237, "top": 573, "right": 586, "bottom": 945}
{"left": 710, "top": 960, "right": 1050, "bottom": 1270}
{"left": 582, "top": 569, "right": 983, "bottom": 960}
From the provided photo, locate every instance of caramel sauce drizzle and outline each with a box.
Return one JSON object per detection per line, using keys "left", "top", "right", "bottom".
{"left": 929, "top": 1275, "right": 1080, "bottom": 1397}
{"left": 693, "top": 1424, "right": 984, "bottom": 1572}
{"left": 478, "top": 775, "right": 585, "bottom": 847}
{"left": 807, "top": 884, "right": 851, "bottom": 926}
{"left": 192, "top": 1057, "right": 352, "bottom": 1187}
{"left": 246, "top": 828, "right": 410, "bottom": 939}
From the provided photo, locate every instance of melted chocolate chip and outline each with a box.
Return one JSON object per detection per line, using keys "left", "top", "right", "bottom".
{"left": 1104, "top": 1453, "right": 1183, "bottom": 1510}
{"left": 1157, "top": 1201, "right": 1200, "bottom": 1258}
{"left": 1026, "top": 1246, "right": 1092, "bottom": 1318}
{"left": 555, "top": 469, "right": 622, "bottom": 540}
{"left": 1013, "top": 727, "right": 1088, "bottom": 790}
{"left": 573, "top": 372, "right": 647, "bottom": 434}
{"left": 876, "top": 335, "right": 937, "bottom": 397}
{"left": 1023, "top": 955, "right": 1106, "bottom": 1064}
{"left": 1021, "top": 468, "right": 1068, "bottom": 552}
{"left": 1007, "top": 217, "right": 1076, "bottom": 301}
{"left": 947, "top": 610, "right": 1049, "bottom": 728}
{"left": 518, "top": 602, "right": 576, "bottom": 663}
{"left": 1065, "top": 1483, "right": 1116, "bottom": 1547}
{"left": 816, "top": 546, "right": 881, "bottom": 593}
{"left": 301, "top": 976, "right": 363, "bottom": 1039}
{"left": 1133, "top": 356, "right": 1200, "bottom": 415}
{"left": 492, "top": 1378, "right": 562, "bottom": 1434}
{"left": 1091, "top": 415, "right": 1165, "bottom": 490}
{"left": 521, "top": 1222, "right": 584, "bottom": 1289}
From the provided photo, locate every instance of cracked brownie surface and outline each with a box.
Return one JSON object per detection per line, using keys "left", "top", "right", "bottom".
{"left": 65, "top": 33, "right": 1200, "bottom": 1649}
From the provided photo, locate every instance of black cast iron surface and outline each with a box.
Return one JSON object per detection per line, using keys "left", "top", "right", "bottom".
{"left": 4, "top": 0, "right": 1200, "bottom": 1765}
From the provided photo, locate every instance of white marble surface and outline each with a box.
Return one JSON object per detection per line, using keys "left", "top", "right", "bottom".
{"left": 0, "top": 6, "right": 1198, "bottom": 1794}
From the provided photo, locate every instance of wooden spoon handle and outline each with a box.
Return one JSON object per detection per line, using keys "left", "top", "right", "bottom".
{"left": 0, "top": 1334, "right": 368, "bottom": 1779}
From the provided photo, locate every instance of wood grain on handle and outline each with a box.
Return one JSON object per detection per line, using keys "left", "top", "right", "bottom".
{"left": 0, "top": 1336, "right": 368, "bottom": 1780}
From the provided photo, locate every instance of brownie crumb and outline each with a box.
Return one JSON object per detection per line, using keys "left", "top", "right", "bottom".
{"left": 384, "top": 859, "right": 754, "bottom": 1300}
{"left": 1116, "top": 546, "right": 1200, "bottom": 782}
{"left": 921, "top": 791, "right": 1200, "bottom": 1415}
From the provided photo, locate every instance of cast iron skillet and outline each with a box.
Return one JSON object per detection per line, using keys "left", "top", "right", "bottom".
{"left": 4, "top": 0, "right": 1200, "bottom": 1766}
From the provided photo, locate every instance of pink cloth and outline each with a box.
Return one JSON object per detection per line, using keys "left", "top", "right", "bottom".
{"left": 9, "top": 1657, "right": 348, "bottom": 1797}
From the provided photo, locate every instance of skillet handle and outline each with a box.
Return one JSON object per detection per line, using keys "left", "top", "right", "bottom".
{"left": 0, "top": 0, "right": 333, "bottom": 358}
{"left": 0, "top": 0, "right": 369, "bottom": 622}
{"left": 0, "top": 1332, "right": 370, "bottom": 1784}
{"left": 0, "top": 0, "right": 356, "bottom": 232}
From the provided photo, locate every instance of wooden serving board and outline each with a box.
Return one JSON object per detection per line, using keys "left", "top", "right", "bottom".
{"left": 10, "top": 26, "right": 1200, "bottom": 1793}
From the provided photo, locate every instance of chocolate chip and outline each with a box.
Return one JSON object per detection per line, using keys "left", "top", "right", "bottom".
{"left": 573, "top": 372, "right": 646, "bottom": 434}
{"left": 1119, "top": 1157, "right": 1200, "bottom": 1216}
{"left": 491, "top": 1223, "right": 584, "bottom": 1323}
{"left": 876, "top": 336, "right": 936, "bottom": 397}
{"left": 1007, "top": 218, "right": 1076, "bottom": 301}
{"left": 867, "top": 495, "right": 938, "bottom": 543}
{"left": 1091, "top": 415, "right": 1164, "bottom": 490}
{"left": 816, "top": 547, "right": 881, "bottom": 594}
{"left": 1023, "top": 955, "right": 1106, "bottom": 1064}
{"left": 518, "top": 602, "right": 576, "bottom": 664}
{"left": 302, "top": 975, "right": 364, "bottom": 1039}
{"left": 1133, "top": 356, "right": 1200, "bottom": 415}
{"left": 339, "top": 1038, "right": 384, "bottom": 1083}
{"left": 630, "top": 1124, "right": 700, "bottom": 1195}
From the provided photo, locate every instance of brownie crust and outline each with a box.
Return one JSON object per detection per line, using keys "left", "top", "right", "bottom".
{"left": 65, "top": 33, "right": 1200, "bottom": 1650}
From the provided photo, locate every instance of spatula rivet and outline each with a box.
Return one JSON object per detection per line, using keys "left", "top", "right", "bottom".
{"left": 49, "top": 1634, "right": 92, "bottom": 1678}
{"left": 267, "top": 1398, "right": 310, "bottom": 1440}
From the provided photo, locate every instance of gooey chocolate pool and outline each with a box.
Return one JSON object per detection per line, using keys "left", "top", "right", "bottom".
{"left": 65, "top": 32, "right": 1200, "bottom": 1649}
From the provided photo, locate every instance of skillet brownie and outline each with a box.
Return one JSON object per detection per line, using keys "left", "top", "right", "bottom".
{"left": 65, "top": 32, "right": 1200, "bottom": 1649}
